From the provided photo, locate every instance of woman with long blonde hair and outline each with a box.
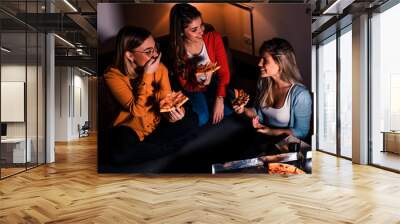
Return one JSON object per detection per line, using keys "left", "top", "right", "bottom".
{"left": 234, "top": 38, "right": 311, "bottom": 141}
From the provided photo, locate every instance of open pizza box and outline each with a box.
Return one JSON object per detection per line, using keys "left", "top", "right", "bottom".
{"left": 212, "top": 135, "right": 311, "bottom": 174}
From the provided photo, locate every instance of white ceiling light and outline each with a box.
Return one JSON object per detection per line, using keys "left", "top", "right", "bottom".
{"left": 78, "top": 67, "right": 92, "bottom": 76}
{"left": 1, "top": 47, "right": 11, "bottom": 53}
{"left": 63, "top": 0, "right": 78, "bottom": 12}
{"left": 76, "top": 48, "right": 85, "bottom": 55}
{"left": 54, "top": 34, "right": 75, "bottom": 48}
{"left": 322, "top": 0, "right": 355, "bottom": 15}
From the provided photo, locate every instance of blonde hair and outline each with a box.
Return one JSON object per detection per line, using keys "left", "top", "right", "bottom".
{"left": 256, "top": 38, "right": 303, "bottom": 108}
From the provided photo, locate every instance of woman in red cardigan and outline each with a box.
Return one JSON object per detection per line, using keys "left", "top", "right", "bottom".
{"left": 169, "top": 3, "right": 233, "bottom": 126}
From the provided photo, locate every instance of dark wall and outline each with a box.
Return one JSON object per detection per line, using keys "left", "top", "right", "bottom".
{"left": 251, "top": 4, "right": 312, "bottom": 89}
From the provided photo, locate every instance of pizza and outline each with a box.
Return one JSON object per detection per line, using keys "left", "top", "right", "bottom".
{"left": 268, "top": 163, "right": 305, "bottom": 174}
{"left": 196, "top": 62, "right": 221, "bottom": 74}
{"left": 232, "top": 89, "right": 250, "bottom": 107}
{"left": 159, "top": 91, "right": 189, "bottom": 113}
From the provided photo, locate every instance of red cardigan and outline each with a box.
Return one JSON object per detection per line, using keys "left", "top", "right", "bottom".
{"left": 177, "top": 31, "right": 230, "bottom": 97}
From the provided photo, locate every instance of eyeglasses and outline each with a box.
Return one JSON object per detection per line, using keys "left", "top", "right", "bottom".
{"left": 133, "top": 42, "right": 160, "bottom": 57}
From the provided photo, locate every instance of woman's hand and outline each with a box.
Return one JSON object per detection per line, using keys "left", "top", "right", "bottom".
{"left": 233, "top": 104, "right": 245, "bottom": 114}
{"left": 212, "top": 97, "right": 224, "bottom": 124}
{"left": 144, "top": 52, "right": 162, "bottom": 74}
{"left": 252, "top": 116, "right": 271, "bottom": 135}
{"left": 255, "top": 126, "right": 272, "bottom": 135}
{"left": 252, "top": 116, "right": 265, "bottom": 129}
{"left": 166, "top": 106, "right": 185, "bottom": 123}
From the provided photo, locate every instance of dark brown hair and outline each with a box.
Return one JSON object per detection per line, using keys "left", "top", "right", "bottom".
{"left": 169, "top": 3, "right": 202, "bottom": 79}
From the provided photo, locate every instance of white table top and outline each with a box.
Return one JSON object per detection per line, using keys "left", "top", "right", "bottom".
{"left": 1, "top": 138, "right": 27, "bottom": 143}
{"left": 381, "top": 130, "right": 400, "bottom": 133}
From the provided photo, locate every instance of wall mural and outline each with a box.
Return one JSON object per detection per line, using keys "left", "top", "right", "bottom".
{"left": 97, "top": 3, "right": 313, "bottom": 174}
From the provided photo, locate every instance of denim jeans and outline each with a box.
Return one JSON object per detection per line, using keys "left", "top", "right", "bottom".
{"left": 186, "top": 90, "right": 233, "bottom": 126}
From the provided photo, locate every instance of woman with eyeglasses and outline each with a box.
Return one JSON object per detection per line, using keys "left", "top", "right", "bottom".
{"left": 169, "top": 3, "right": 233, "bottom": 126}
{"left": 233, "top": 38, "right": 312, "bottom": 154}
{"left": 104, "top": 26, "right": 197, "bottom": 170}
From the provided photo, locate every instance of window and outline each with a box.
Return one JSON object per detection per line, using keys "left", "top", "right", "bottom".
{"left": 317, "top": 35, "right": 337, "bottom": 154}
{"left": 339, "top": 27, "right": 352, "bottom": 158}
{"left": 370, "top": 2, "right": 400, "bottom": 171}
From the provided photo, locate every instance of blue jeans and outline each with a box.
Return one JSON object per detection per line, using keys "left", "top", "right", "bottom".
{"left": 186, "top": 91, "right": 233, "bottom": 126}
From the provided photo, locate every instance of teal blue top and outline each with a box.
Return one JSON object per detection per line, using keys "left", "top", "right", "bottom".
{"left": 255, "top": 83, "right": 312, "bottom": 140}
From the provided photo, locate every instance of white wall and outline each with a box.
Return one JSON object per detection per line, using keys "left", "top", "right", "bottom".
{"left": 72, "top": 72, "right": 89, "bottom": 138}
{"left": 55, "top": 66, "right": 69, "bottom": 141}
{"left": 1, "top": 65, "right": 36, "bottom": 137}
{"left": 54, "top": 67, "right": 89, "bottom": 141}
{"left": 1, "top": 65, "right": 26, "bottom": 81}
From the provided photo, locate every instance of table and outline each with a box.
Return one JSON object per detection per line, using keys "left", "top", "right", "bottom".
{"left": 1, "top": 138, "right": 31, "bottom": 163}
{"left": 381, "top": 131, "right": 400, "bottom": 154}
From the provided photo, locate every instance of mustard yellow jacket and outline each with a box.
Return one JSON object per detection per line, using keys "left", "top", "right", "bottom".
{"left": 104, "top": 64, "right": 171, "bottom": 141}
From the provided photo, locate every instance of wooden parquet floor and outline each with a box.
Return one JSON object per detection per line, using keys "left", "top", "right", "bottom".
{"left": 1, "top": 135, "right": 400, "bottom": 223}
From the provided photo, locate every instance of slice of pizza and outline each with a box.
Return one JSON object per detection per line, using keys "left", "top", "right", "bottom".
{"left": 196, "top": 62, "right": 221, "bottom": 74}
{"left": 232, "top": 89, "right": 250, "bottom": 107}
{"left": 160, "top": 91, "right": 189, "bottom": 113}
{"left": 268, "top": 163, "right": 305, "bottom": 174}
{"left": 174, "top": 92, "right": 189, "bottom": 108}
